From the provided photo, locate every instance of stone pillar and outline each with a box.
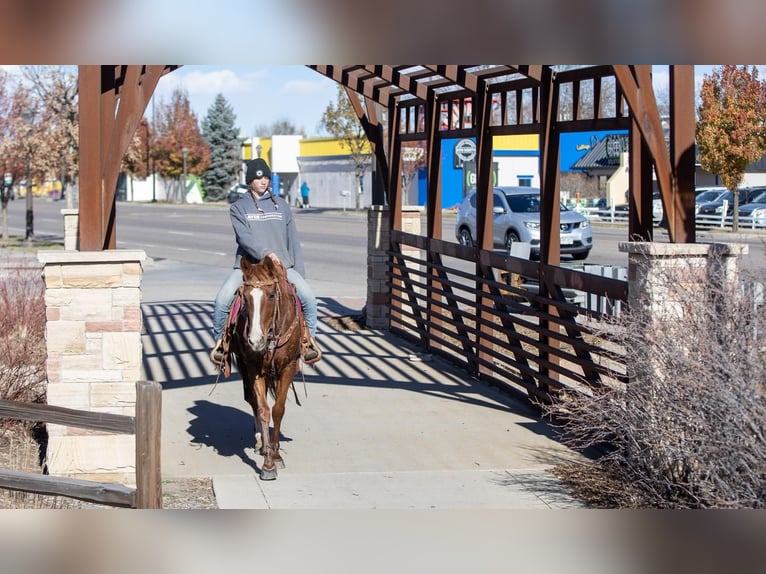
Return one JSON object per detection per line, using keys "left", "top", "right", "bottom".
{"left": 37, "top": 249, "right": 146, "bottom": 484}
{"left": 366, "top": 206, "right": 423, "bottom": 330}
{"left": 60, "top": 209, "right": 79, "bottom": 251}
{"left": 619, "top": 242, "right": 747, "bottom": 321}
{"left": 366, "top": 206, "right": 390, "bottom": 329}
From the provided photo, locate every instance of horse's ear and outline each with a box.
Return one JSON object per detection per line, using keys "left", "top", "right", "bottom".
{"left": 241, "top": 258, "right": 250, "bottom": 273}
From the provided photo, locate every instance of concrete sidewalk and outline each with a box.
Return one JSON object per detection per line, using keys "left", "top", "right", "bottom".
{"left": 140, "top": 258, "right": 586, "bottom": 509}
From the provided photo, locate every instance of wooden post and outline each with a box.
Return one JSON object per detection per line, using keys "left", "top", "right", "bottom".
{"left": 134, "top": 380, "right": 162, "bottom": 509}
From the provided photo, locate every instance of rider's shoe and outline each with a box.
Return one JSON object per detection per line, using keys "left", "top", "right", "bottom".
{"left": 209, "top": 338, "right": 225, "bottom": 366}
{"left": 303, "top": 337, "right": 322, "bottom": 364}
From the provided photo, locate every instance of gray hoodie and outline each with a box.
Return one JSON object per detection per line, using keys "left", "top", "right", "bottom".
{"left": 229, "top": 189, "right": 305, "bottom": 277}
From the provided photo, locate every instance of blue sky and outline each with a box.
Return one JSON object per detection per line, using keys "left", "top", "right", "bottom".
{"left": 154, "top": 65, "right": 728, "bottom": 140}
{"left": 151, "top": 65, "right": 339, "bottom": 138}
{"left": 3, "top": 65, "right": 763, "bottom": 140}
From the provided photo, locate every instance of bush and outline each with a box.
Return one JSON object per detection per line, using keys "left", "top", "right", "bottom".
{"left": 545, "top": 250, "right": 766, "bottom": 508}
{"left": 0, "top": 255, "right": 47, "bottom": 435}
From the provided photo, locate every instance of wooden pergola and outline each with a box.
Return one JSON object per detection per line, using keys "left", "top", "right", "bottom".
{"left": 77, "top": 65, "right": 696, "bottom": 255}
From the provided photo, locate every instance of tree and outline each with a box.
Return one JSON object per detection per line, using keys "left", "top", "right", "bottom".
{"left": 401, "top": 141, "right": 427, "bottom": 200}
{"left": 22, "top": 66, "right": 79, "bottom": 202}
{"left": 254, "top": 118, "right": 301, "bottom": 137}
{"left": 321, "top": 85, "right": 370, "bottom": 210}
{"left": 696, "top": 65, "right": 766, "bottom": 231}
{"left": 201, "top": 94, "right": 241, "bottom": 202}
{"left": 152, "top": 87, "right": 211, "bottom": 202}
{"left": 0, "top": 70, "right": 13, "bottom": 239}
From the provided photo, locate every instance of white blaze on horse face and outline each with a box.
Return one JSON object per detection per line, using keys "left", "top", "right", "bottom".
{"left": 247, "top": 288, "right": 266, "bottom": 346}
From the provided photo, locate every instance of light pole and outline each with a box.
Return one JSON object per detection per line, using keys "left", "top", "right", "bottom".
{"left": 22, "top": 109, "right": 35, "bottom": 242}
{"left": 182, "top": 147, "right": 188, "bottom": 203}
{"left": 256, "top": 144, "right": 262, "bottom": 158}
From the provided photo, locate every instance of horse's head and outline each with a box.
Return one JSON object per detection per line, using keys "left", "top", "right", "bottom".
{"left": 239, "top": 257, "right": 282, "bottom": 353}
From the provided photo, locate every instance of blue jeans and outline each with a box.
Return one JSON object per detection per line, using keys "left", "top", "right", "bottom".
{"left": 212, "top": 267, "right": 318, "bottom": 342}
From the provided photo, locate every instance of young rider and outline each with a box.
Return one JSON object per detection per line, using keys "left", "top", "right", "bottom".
{"left": 209, "top": 157, "right": 321, "bottom": 366}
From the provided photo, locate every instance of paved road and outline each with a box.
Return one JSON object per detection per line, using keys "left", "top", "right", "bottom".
{"left": 8, "top": 197, "right": 765, "bottom": 270}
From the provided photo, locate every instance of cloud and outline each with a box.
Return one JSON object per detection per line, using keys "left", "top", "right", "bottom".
{"left": 280, "top": 79, "right": 328, "bottom": 95}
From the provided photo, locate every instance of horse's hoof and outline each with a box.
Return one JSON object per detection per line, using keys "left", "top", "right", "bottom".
{"left": 260, "top": 467, "right": 278, "bottom": 481}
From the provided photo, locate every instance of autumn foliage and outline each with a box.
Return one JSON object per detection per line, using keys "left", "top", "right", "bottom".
{"left": 696, "top": 65, "right": 766, "bottom": 230}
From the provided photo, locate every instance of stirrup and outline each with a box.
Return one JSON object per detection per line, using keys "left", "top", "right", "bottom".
{"left": 303, "top": 339, "right": 322, "bottom": 364}
{"left": 209, "top": 338, "right": 225, "bottom": 366}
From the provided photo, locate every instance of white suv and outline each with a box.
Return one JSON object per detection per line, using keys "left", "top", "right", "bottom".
{"left": 455, "top": 186, "right": 592, "bottom": 260}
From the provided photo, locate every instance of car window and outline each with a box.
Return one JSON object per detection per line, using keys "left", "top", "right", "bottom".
{"left": 506, "top": 193, "right": 540, "bottom": 213}
{"left": 696, "top": 190, "right": 722, "bottom": 202}
{"left": 493, "top": 193, "right": 504, "bottom": 210}
{"left": 749, "top": 190, "right": 766, "bottom": 203}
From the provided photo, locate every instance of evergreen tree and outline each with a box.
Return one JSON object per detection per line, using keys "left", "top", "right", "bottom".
{"left": 201, "top": 94, "right": 242, "bottom": 201}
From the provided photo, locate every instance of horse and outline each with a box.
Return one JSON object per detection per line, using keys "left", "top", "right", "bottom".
{"left": 223, "top": 256, "right": 305, "bottom": 480}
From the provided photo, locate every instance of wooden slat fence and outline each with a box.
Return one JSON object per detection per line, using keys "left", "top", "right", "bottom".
{"left": 388, "top": 230, "right": 630, "bottom": 403}
{"left": 0, "top": 380, "right": 162, "bottom": 509}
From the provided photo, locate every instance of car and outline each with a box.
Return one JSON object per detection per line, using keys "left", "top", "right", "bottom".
{"left": 737, "top": 188, "right": 766, "bottom": 226}
{"left": 455, "top": 186, "right": 592, "bottom": 260}
{"left": 227, "top": 183, "right": 249, "bottom": 203}
{"left": 696, "top": 187, "right": 765, "bottom": 218}
{"left": 694, "top": 187, "right": 728, "bottom": 214}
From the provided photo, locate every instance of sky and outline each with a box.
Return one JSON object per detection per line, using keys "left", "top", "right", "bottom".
{"left": 3, "top": 65, "right": 765, "bottom": 142}
{"left": 150, "top": 65, "right": 340, "bottom": 139}
{"left": 151, "top": 65, "right": 723, "bottom": 140}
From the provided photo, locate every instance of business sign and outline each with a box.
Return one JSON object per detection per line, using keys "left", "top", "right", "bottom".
{"left": 454, "top": 138, "right": 476, "bottom": 168}
{"left": 462, "top": 161, "right": 498, "bottom": 196}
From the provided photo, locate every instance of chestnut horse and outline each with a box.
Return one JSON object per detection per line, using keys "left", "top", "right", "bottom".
{"left": 224, "top": 257, "right": 304, "bottom": 480}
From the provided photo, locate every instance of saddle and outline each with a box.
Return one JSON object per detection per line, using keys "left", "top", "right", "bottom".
{"left": 218, "top": 264, "right": 312, "bottom": 378}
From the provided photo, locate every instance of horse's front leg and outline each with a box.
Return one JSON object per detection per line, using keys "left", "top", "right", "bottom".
{"left": 254, "top": 376, "right": 278, "bottom": 480}
{"left": 241, "top": 364, "right": 263, "bottom": 454}
{"left": 270, "top": 364, "right": 298, "bottom": 469}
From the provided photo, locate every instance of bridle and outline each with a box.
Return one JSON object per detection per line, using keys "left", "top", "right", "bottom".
{"left": 239, "top": 276, "right": 300, "bottom": 356}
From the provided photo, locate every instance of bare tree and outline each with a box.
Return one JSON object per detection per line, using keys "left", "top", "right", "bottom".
{"left": 321, "top": 85, "right": 370, "bottom": 210}
{"left": 22, "top": 66, "right": 79, "bottom": 202}
{"left": 544, "top": 252, "right": 766, "bottom": 508}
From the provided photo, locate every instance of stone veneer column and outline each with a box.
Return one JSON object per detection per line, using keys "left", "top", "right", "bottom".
{"left": 366, "top": 207, "right": 390, "bottom": 329}
{"left": 366, "top": 207, "right": 423, "bottom": 329}
{"left": 60, "top": 209, "right": 79, "bottom": 251}
{"left": 36, "top": 249, "right": 146, "bottom": 484}
{"left": 618, "top": 242, "right": 747, "bottom": 321}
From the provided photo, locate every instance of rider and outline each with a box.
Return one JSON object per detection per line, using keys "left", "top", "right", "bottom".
{"left": 209, "top": 157, "right": 321, "bottom": 366}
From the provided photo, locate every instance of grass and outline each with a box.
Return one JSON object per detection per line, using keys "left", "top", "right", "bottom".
{"left": 0, "top": 236, "right": 63, "bottom": 252}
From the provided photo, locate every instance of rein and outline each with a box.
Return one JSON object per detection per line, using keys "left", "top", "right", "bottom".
{"left": 242, "top": 277, "right": 300, "bottom": 354}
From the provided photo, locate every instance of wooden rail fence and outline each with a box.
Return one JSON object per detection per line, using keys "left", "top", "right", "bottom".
{"left": 0, "top": 380, "right": 162, "bottom": 509}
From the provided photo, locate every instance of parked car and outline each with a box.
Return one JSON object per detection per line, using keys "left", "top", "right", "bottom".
{"left": 227, "top": 183, "right": 249, "bottom": 203}
{"left": 737, "top": 188, "right": 766, "bottom": 226}
{"left": 696, "top": 187, "right": 765, "bottom": 218}
{"left": 597, "top": 202, "right": 630, "bottom": 219}
{"left": 455, "top": 186, "right": 592, "bottom": 260}
{"left": 694, "top": 187, "right": 728, "bottom": 214}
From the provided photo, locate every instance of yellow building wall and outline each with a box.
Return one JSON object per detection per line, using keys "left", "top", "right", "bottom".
{"left": 241, "top": 138, "right": 272, "bottom": 161}
{"left": 299, "top": 137, "right": 371, "bottom": 157}
{"left": 493, "top": 134, "right": 539, "bottom": 151}
{"left": 243, "top": 134, "right": 533, "bottom": 162}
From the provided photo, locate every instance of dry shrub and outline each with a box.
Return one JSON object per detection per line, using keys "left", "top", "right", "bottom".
{"left": 545, "top": 250, "right": 766, "bottom": 508}
{"left": 0, "top": 255, "right": 47, "bottom": 435}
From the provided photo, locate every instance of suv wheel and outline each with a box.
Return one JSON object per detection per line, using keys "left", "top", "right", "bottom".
{"left": 458, "top": 227, "right": 474, "bottom": 247}
{"left": 505, "top": 231, "right": 521, "bottom": 252}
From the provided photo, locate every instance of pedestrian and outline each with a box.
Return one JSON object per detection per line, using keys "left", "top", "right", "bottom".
{"left": 300, "top": 180, "right": 310, "bottom": 208}
{"left": 209, "top": 158, "right": 321, "bottom": 366}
